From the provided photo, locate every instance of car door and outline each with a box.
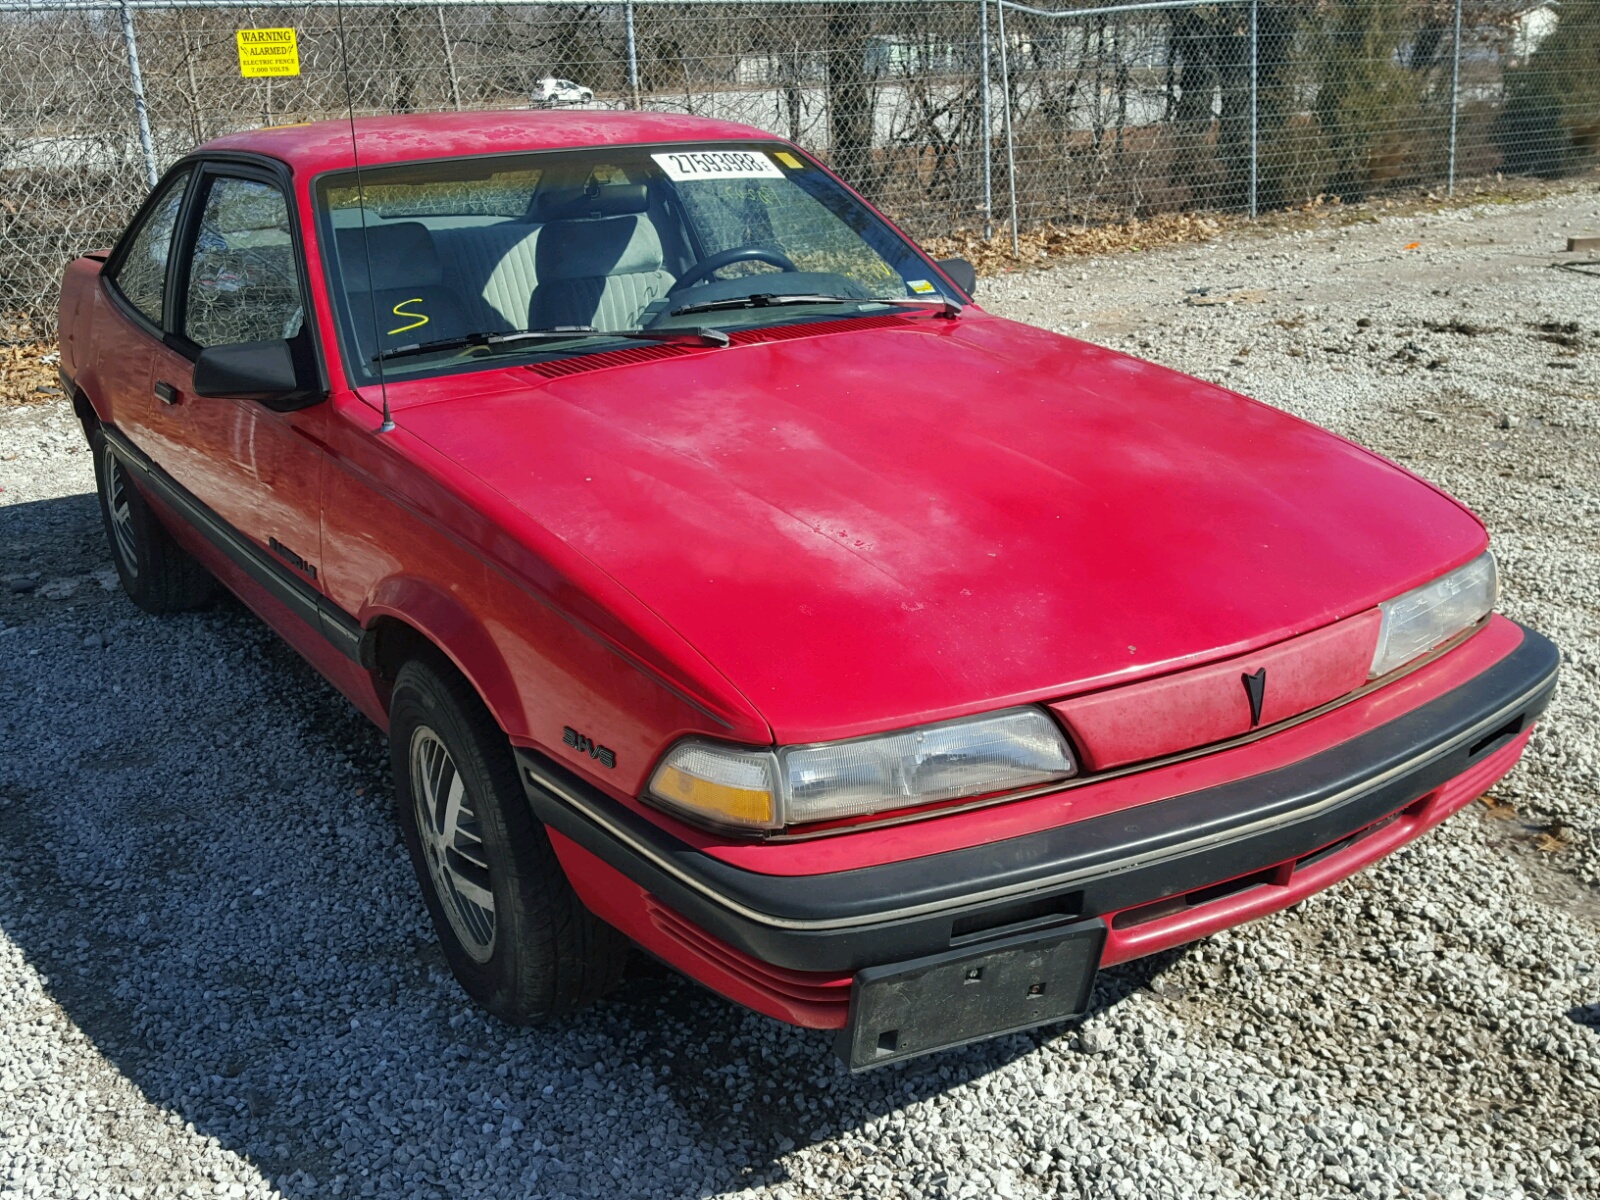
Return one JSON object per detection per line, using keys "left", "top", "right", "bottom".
{"left": 143, "top": 162, "right": 327, "bottom": 592}
{"left": 94, "top": 167, "right": 193, "bottom": 457}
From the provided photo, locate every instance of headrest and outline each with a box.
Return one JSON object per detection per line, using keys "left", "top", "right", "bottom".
{"left": 537, "top": 214, "right": 664, "bottom": 281}
{"left": 532, "top": 183, "right": 649, "bottom": 222}
{"left": 335, "top": 221, "right": 441, "bottom": 292}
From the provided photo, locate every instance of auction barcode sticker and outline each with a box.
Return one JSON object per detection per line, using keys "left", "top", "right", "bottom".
{"left": 236, "top": 28, "right": 301, "bottom": 78}
{"left": 651, "top": 150, "right": 785, "bottom": 182}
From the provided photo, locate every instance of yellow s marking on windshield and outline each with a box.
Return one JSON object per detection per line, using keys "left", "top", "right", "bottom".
{"left": 388, "top": 298, "right": 428, "bottom": 336}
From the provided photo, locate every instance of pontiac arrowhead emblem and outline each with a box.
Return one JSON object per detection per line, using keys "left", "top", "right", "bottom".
{"left": 1242, "top": 668, "right": 1267, "bottom": 728}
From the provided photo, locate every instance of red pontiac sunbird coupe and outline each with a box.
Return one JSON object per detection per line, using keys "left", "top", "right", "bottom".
{"left": 58, "top": 111, "right": 1558, "bottom": 1069}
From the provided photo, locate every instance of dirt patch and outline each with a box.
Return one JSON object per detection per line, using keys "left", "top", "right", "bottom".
{"left": 1480, "top": 796, "right": 1600, "bottom": 932}
{"left": 1532, "top": 321, "right": 1586, "bottom": 350}
{"left": 1425, "top": 319, "right": 1502, "bottom": 337}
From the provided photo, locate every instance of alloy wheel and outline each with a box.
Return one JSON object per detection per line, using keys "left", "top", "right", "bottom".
{"left": 409, "top": 725, "right": 496, "bottom": 961}
{"left": 101, "top": 442, "right": 138, "bottom": 580}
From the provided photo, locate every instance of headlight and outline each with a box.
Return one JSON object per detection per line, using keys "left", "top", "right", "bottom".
{"left": 647, "top": 708, "right": 1078, "bottom": 832}
{"left": 1369, "top": 551, "right": 1497, "bottom": 678}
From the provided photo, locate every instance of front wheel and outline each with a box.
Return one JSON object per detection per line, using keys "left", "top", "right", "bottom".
{"left": 389, "top": 655, "right": 627, "bottom": 1023}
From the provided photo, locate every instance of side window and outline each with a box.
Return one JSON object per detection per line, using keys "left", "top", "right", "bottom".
{"left": 110, "top": 170, "right": 190, "bottom": 326}
{"left": 183, "top": 175, "right": 304, "bottom": 348}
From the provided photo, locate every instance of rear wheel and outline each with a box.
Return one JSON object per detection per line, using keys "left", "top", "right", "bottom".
{"left": 389, "top": 655, "right": 627, "bottom": 1022}
{"left": 91, "top": 427, "right": 213, "bottom": 614}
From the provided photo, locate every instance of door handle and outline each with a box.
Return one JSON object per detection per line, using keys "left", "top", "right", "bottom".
{"left": 153, "top": 380, "right": 179, "bottom": 405}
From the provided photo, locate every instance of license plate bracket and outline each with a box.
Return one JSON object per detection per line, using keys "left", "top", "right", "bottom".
{"left": 837, "top": 919, "right": 1106, "bottom": 1070}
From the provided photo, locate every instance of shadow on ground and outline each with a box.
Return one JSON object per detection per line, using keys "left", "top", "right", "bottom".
{"left": 0, "top": 493, "right": 1168, "bottom": 1199}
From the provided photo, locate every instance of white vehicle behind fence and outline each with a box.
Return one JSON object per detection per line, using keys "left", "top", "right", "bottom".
{"left": 534, "top": 77, "right": 594, "bottom": 107}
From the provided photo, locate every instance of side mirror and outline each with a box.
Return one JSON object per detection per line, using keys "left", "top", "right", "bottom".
{"left": 937, "top": 256, "right": 977, "bottom": 298}
{"left": 191, "top": 337, "right": 325, "bottom": 412}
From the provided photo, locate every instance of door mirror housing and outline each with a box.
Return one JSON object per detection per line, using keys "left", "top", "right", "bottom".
{"left": 192, "top": 336, "right": 325, "bottom": 412}
{"left": 936, "top": 256, "right": 977, "bottom": 298}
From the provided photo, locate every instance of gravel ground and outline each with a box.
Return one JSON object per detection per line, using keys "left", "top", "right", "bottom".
{"left": 2, "top": 186, "right": 1598, "bottom": 1200}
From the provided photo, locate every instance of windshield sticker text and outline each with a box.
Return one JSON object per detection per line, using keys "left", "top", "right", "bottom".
{"left": 651, "top": 150, "right": 785, "bottom": 182}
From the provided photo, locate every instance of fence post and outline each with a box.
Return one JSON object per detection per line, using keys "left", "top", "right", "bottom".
{"left": 1447, "top": 0, "right": 1462, "bottom": 196}
{"left": 980, "top": 0, "right": 993, "bottom": 240}
{"left": 1248, "top": 0, "right": 1258, "bottom": 219}
{"left": 437, "top": 4, "right": 462, "bottom": 111}
{"left": 994, "top": 0, "right": 1019, "bottom": 256}
{"left": 626, "top": 0, "right": 641, "bottom": 108}
{"left": 118, "top": 0, "right": 159, "bottom": 188}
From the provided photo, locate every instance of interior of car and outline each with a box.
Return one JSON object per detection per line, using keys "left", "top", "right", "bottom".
{"left": 331, "top": 177, "right": 714, "bottom": 361}
{"left": 321, "top": 150, "right": 923, "bottom": 368}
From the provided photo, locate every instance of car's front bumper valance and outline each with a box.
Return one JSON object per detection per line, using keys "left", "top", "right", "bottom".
{"left": 517, "top": 622, "right": 1559, "bottom": 975}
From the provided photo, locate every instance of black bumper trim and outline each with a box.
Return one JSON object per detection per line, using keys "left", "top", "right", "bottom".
{"left": 520, "top": 624, "right": 1558, "bottom": 974}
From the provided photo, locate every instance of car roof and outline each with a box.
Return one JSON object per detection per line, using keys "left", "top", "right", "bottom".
{"left": 201, "top": 109, "right": 777, "bottom": 174}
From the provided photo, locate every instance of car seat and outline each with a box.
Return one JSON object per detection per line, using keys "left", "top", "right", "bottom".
{"left": 528, "top": 184, "right": 674, "bottom": 332}
{"left": 334, "top": 221, "right": 471, "bottom": 361}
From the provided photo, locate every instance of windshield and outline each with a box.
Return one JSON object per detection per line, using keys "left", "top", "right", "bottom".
{"left": 315, "top": 142, "right": 959, "bottom": 381}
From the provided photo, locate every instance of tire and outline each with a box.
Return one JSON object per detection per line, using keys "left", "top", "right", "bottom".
{"left": 389, "top": 654, "right": 627, "bottom": 1023}
{"left": 91, "top": 427, "right": 214, "bottom": 614}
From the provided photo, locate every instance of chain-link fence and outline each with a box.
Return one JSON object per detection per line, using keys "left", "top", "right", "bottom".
{"left": 2, "top": 0, "right": 1597, "bottom": 333}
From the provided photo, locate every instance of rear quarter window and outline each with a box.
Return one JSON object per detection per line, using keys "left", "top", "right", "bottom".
{"left": 109, "top": 170, "right": 190, "bottom": 325}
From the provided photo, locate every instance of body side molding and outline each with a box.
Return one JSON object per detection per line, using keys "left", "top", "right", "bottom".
{"left": 101, "top": 422, "right": 368, "bottom": 664}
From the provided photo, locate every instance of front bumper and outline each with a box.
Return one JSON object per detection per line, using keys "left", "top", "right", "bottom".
{"left": 519, "top": 621, "right": 1558, "bottom": 1029}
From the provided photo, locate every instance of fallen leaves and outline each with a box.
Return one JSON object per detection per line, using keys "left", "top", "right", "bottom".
{"left": 1, "top": 335, "right": 61, "bottom": 408}
{"left": 1480, "top": 793, "right": 1518, "bottom": 819}
{"left": 923, "top": 213, "right": 1228, "bottom": 276}
{"left": 1536, "top": 823, "right": 1577, "bottom": 854}
{"left": 1480, "top": 795, "right": 1576, "bottom": 854}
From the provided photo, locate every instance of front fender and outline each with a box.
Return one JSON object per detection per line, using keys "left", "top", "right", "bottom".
{"left": 360, "top": 575, "right": 526, "bottom": 738}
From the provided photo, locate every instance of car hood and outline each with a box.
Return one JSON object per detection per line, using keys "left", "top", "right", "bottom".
{"left": 400, "top": 314, "right": 1486, "bottom": 743}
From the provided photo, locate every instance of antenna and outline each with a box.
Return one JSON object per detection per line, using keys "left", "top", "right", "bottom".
{"left": 333, "top": 0, "right": 394, "bottom": 434}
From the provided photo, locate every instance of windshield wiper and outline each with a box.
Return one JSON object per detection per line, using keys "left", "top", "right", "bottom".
{"left": 670, "top": 293, "right": 862, "bottom": 317}
{"left": 874, "top": 295, "right": 964, "bottom": 319}
{"left": 375, "top": 324, "right": 728, "bottom": 363}
{"left": 670, "top": 292, "right": 963, "bottom": 319}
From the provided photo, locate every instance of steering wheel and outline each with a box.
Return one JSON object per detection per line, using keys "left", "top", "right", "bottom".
{"left": 669, "top": 246, "right": 799, "bottom": 294}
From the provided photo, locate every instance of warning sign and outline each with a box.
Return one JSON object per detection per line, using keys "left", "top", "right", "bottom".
{"left": 236, "top": 28, "right": 300, "bottom": 78}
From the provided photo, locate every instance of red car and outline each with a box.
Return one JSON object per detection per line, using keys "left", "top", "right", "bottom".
{"left": 57, "top": 111, "right": 1558, "bottom": 1069}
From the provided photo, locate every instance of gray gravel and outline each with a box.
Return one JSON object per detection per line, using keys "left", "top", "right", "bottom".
{"left": 2, "top": 186, "right": 1598, "bottom": 1200}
